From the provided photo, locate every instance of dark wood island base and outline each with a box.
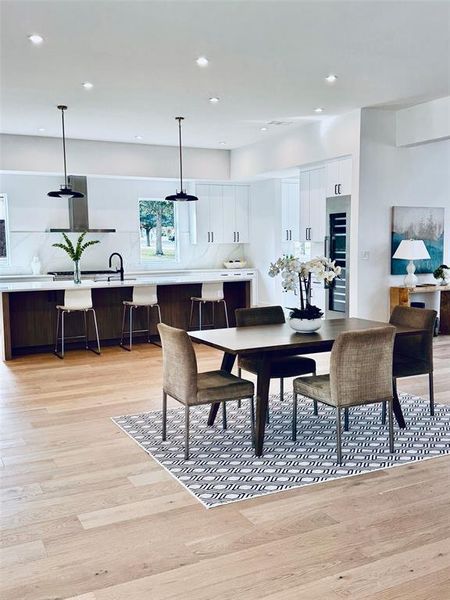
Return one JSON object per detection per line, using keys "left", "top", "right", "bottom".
{"left": 1, "top": 281, "right": 251, "bottom": 360}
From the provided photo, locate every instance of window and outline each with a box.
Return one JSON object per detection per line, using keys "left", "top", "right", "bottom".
{"left": 0, "top": 194, "right": 9, "bottom": 264}
{"left": 139, "top": 199, "right": 177, "bottom": 262}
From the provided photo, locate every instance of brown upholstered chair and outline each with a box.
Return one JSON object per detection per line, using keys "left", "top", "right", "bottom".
{"left": 157, "top": 323, "right": 254, "bottom": 459}
{"left": 293, "top": 326, "right": 396, "bottom": 464}
{"left": 235, "top": 306, "right": 317, "bottom": 409}
{"left": 381, "top": 305, "right": 437, "bottom": 421}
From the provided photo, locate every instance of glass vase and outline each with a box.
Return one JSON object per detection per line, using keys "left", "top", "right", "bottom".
{"left": 73, "top": 260, "right": 81, "bottom": 284}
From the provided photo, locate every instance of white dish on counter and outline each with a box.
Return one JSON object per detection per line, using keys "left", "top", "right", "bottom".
{"left": 223, "top": 261, "right": 248, "bottom": 269}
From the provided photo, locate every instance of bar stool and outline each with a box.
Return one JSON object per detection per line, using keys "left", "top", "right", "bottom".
{"left": 54, "top": 289, "right": 101, "bottom": 359}
{"left": 188, "top": 282, "right": 229, "bottom": 330}
{"left": 120, "top": 285, "right": 162, "bottom": 351}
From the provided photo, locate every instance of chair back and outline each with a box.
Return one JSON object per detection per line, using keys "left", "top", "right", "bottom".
{"left": 157, "top": 323, "right": 198, "bottom": 404}
{"left": 389, "top": 306, "right": 436, "bottom": 370}
{"left": 330, "top": 326, "right": 395, "bottom": 407}
{"left": 132, "top": 285, "right": 158, "bottom": 305}
{"left": 63, "top": 288, "right": 93, "bottom": 310}
{"left": 235, "top": 305, "right": 285, "bottom": 327}
{"left": 200, "top": 282, "right": 224, "bottom": 301}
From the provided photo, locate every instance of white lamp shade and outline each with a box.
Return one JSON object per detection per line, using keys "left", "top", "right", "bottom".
{"left": 392, "top": 239, "right": 430, "bottom": 260}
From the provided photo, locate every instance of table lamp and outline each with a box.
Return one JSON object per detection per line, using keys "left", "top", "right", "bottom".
{"left": 392, "top": 239, "right": 430, "bottom": 288}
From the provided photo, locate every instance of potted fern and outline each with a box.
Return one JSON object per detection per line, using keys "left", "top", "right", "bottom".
{"left": 52, "top": 232, "right": 100, "bottom": 284}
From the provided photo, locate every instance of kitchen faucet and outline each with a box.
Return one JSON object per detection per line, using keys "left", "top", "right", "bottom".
{"left": 108, "top": 253, "right": 124, "bottom": 281}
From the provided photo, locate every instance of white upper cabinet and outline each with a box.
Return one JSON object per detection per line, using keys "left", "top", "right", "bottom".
{"left": 326, "top": 157, "right": 352, "bottom": 197}
{"left": 281, "top": 180, "right": 300, "bottom": 243}
{"left": 299, "top": 167, "right": 326, "bottom": 242}
{"left": 190, "top": 184, "right": 249, "bottom": 244}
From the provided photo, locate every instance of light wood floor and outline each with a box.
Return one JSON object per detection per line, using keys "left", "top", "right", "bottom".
{"left": 1, "top": 337, "right": 449, "bottom": 600}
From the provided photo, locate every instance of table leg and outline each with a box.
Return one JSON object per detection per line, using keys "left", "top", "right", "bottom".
{"left": 207, "top": 352, "right": 236, "bottom": 426}
{"left": 254, "top": 354, "right": 272, "bottom": 457}
{"left": 393, "top": 379, "right": 406, "bottom": 429}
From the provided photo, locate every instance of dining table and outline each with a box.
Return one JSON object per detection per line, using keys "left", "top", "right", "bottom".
{"left": 188, "top": 317, "right": 427, "bottom": 457}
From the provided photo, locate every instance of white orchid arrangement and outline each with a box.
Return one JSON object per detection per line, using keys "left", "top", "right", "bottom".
{"left": 268, "top": 255, "right": 341, "bottom": 319}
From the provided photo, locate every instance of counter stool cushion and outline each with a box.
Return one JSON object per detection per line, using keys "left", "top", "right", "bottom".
{"left": 191, "top": 282, "right": 225, "bottom": 302}
{"left": 239, "top": 354, "right": 316, "bottom": 379}
{"left": 196, "top": 370, "right": 254, "bottom": 405}
{"left": 57, "top": 289, "right": 93, "bottom": 311}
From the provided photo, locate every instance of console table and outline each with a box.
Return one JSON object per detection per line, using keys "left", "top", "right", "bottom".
{"left": 390, "top": 284, "right": 450, "bottom": 334}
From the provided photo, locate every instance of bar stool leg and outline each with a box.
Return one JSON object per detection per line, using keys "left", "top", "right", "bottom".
{"left": 120, "top": 304, "right": 127, "bottom": 348}
{"left": 91, "top": 309, "right": 101, "bottom": 355}
{"left": 223, "top": 299, "right": 230, "bottom": 328}
{"left": 212, "top": 301, "right": 215, "bottom": 328}
{"left": 188, "top": 300, "right": 194, "bottom": 330}
{"left": 199, "top": 302, "right": 202, "bottom": 331}
{"left": 129, "top": 305, "right": 133, "bottom": 349}
{"left": 84, "top": 310, "right": 89, "bottom": 349}
{"left": 156, "top": 304, "right": 162, "bottom": 324}
{"left": 61, "top": 310, "right": 65, "bottom": 358}
{"left": 54, "top": 308, "right": 61, "bottom": 357}
{"left": 147, "top": 305, "right": 151, "bottom": 343}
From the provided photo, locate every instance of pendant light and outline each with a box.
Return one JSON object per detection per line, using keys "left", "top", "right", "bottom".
{"left": 48, "top": 105, "right": 84, "bottom": 198}
{"left": 165, "top": 117, "right": 198, "bottom": 202}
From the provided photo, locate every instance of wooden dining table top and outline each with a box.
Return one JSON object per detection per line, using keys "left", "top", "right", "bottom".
{"left": 188, "top": 317, "right": 426, "bottom": 355}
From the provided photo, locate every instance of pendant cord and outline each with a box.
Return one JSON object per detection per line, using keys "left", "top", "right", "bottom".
{"left": 177, "top": 117, "right": 183, "bottom": 192}
{"left": 60, "top": 107, "right": 68, "bottom": 188}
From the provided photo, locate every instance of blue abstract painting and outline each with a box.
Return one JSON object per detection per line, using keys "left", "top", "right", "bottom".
{"left": 391, "top": 206, "right": 445, "bottom": 274}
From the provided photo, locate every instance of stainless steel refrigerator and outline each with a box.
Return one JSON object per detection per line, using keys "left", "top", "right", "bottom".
{"left": 325, "top": 196, "right": 351, "bottom": 319}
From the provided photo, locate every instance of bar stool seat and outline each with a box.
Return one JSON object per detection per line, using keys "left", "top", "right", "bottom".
{"left": 189, "top": 282, "right": 229, "bottom": 330}
{"left": 120, "top": 285, "right": 162, "bottom": 350}
{"left": 54, "top": 288, "right": 101, "bottom": 358}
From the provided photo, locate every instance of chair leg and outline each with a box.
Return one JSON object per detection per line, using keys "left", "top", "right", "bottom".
{"left": 280, "top": 378, "right": 284, "bottom": 401}
{"left": 381, "top": 401, "right": 387, "bottom": 425}
{"left": 388, "top": 399, "right": 394, "bottom": 453}
{"left": 292, "top": 392, "right": 298, "bottom": 441}
{"left": 429, "top": 372, "right": 434, "bottom": 416}
{"left": 237, "top": 367, "right": 242, "bottom": 407}
{"left": 184, "top": 405, "right": 190, "bottom": 460}
{"left": 223, "top": 300, "right": 230, "bottom": 328}
{"left": 336, "top": 408, "right": 342, "bottom": 465}
{"left": 250, "top": 397, "right": 255, "bottom": 447}
{"left": 162, "top": 391, "right": 167, "bottom": 441}
{"left": 222, "top": 402, "right": 227, "bottom": 430}
{"left": 344, "top": 407, "right": 349, "bottom": 432}
{"left": 313, "top": 400, "right": 318, "bottom": 416}
{"left": 91, "top": 309, "right": 101, "bottom": 355}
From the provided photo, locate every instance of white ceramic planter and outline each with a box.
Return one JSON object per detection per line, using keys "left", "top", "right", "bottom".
{"left": 289, "top": 317, "right": 322, "bottom": 333}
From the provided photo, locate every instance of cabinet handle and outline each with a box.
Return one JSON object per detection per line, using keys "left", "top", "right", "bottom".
{"left": 285, "top": 229, "right": 289, "bottom": 241}
{"left": 289, "top": 230, "right": 292, "bottom": 241}
{"left": 338, "top": 183, "right": 342, "bottom": 195}
{"left": 334, "top": 184, "right": 337, "bottom": 195}
{"left": 309, "top": 227, "right": 312, "bottom": 241}
{"left": 233, "top": 231, "right": 236, "bottom": 242}
{"left": 212, "top": 231, "right": 214, "bottom": 243}
{"left": 237, "top": 231, "right": 240, "bottom": 242}
{"left": 208, "top": 231, "right": 210, "bottom": 243}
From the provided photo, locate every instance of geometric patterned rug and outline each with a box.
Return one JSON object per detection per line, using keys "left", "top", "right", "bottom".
{"left": 112, "top": 393, "right": 450, "bottom": 508}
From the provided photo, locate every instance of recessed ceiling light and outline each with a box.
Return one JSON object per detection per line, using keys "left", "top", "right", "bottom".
{"left": 28, "top": 34, "right": 44, "bottom": 45}
{"left": 219, "top": 141, "right": 226, "bottom": 145}
{"left": 314, "top": 107, "right": 324, "bottom": 113}
{"left": 196, "top": 56, "right": 209, "bottom": 67}
{"left": 260, "top": 127, "right": 268, "bottom": 132}
{"left": 325, "top": 74, "right": 338, "bottom": 83}
{"left": 209, "top": 96, "right": 220, "bottom": 104}
{"left": 38, "top": 128, "right": 45, "bottom": 132}
{"left": 82, "top": 81, "right": 94, "bottom": 90}
{"left": 135, "top": 135, "right": 143, "bottom": 140}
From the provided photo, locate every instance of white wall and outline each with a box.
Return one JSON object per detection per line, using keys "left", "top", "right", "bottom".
{"left": 0, "top": 173, "right": 245, "bottom": 274}
{"left": 358, "top": 108, "right": 450, "bottom": 321}
{"left": 396, "top": 96, "right": 450, "bottom": 147}
{"left": 0, "top": 134, "right": 230, "bottom": 180}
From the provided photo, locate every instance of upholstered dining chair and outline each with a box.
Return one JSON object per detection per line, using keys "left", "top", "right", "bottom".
{"left": 293, "top": 326, "right": 396, "bottom": 464}
{"left": 381, "top": 305, "right": 437, "bottom": 422}
{"left": 235, "top": 306, "right": 317, "bottom": 412}
{"left": 157, "top": 323, "right": 255, "bottom": 459}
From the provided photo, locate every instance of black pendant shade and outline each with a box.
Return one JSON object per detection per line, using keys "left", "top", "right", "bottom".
{"left": 48, "top": 105, "right": 84, "bottom": 199}
{"left": 165, "top": 117, "right": 198, "bottom": 202}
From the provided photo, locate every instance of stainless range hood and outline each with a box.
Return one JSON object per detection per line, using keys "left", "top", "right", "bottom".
{"left": 49, "top": 176, "right": 116, "bottom": 233}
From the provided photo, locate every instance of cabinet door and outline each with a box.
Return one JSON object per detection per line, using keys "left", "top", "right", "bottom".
{"left": 288, "top": 182, "right": 300, "bottom": 242}
{"left": 326, "top": 161, "right": 340, "bottom": 197}
{"left": 281, "top": 182, "right": 292, "bottom": 243}
{"left": 338, "top": 157, "right": 352, "bottom": 196}
{"left": 209, "top": 185, "right": 224, "bottom": 244}
{"left": 222, "top": 185, "right": 236, "bottom": 244}
{"left": 309, "top": 168, "right": 326, "bottom": 242}
{"left": 299, "top": 171, "right": 310, "bottom": 242}
{"left": 194, "top": 184, "right": 211, "bottom": 244}
{"left": 235, "top": 186, "right": 250, "bottom": 243}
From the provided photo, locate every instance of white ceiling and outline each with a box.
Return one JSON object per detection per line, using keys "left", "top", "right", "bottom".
{"left": 1, "top": 0, "right": 449, "bottom": 149}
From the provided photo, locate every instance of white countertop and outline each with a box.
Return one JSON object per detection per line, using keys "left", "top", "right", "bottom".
{"left": 0, "top": 270, "right": 256, "bottom": 293}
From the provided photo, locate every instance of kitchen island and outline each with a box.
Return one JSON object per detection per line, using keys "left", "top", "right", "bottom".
{"left": 0, "top": 269, "right": 257, "bottom": 360}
